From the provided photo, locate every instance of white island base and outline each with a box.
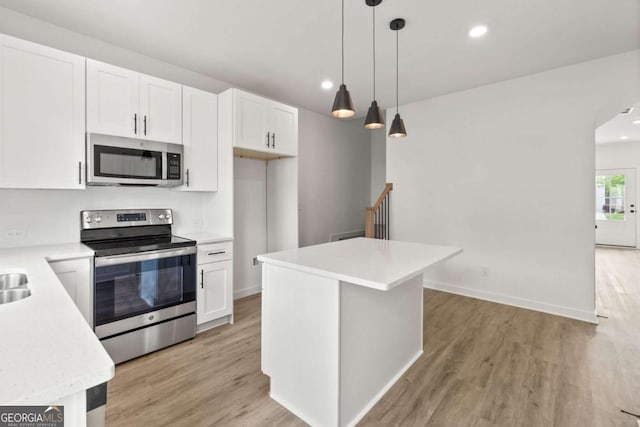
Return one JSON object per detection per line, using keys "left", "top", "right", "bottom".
{"left": 259, "top": 238, "right": 462, "bottom": 427}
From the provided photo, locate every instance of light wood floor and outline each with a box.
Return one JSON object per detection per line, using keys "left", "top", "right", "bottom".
{"left": 106, "top": 248, "right": 640, "bottom": 426}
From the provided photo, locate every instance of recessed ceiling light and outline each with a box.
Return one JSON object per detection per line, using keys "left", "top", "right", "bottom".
{"left": 633, "top": 120, "right": 640, "bottom": 125}
{"left": 620, "top": 136, "right": 629, "bottom": 140}
{"left": 321, "top": 80, "right": 334, "bottom": 90}
{"left": 469, "top": 25, "right": 488, "bottom": 39}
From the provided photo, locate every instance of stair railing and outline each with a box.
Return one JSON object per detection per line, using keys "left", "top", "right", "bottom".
{"left": 365, "top": 183, "right": 393, "bottom": 239}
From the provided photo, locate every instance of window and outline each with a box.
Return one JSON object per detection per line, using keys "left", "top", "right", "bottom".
{"left": 595, "top": 174, "right": 626, "bottom": 221}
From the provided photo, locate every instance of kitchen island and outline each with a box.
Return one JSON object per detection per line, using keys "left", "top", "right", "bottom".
{"left": 258, "top": 237, "right": 462, "bottom": 427}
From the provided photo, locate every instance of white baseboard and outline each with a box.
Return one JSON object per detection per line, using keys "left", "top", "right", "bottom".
{"left": 234, "top": 285, "right": 262, "bottom": 300}
{"left": 423, "top": 280, "right": 598, "bottom": 324}
{"left": 329, "top": 229, "right": 365, "bottom": 242}
{"left": 196, "top": 315, "right": 231, "bottom": 334}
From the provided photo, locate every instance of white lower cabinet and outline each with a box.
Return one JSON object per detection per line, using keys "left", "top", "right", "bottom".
{"left": 197, "top": 241, "right": 233, "bottom": 330}
{"left": 49, "top": 258, "right": 93, "bottom": 326}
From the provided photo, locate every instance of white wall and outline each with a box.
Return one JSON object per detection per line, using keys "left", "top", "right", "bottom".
{"left": 387, "top": 50, "right": 640, "bottom": 323}
{"left": 233, "top": 158, "right": 267, "bottom": 298}
{"left": 0, "top": 188, "right": 208, "bottom": 248}
{"left": 596, "top": 140, "right": 640, "bottom": 247}
{"left": 298, "top": 109, "right": 371, "bottom": 246}
{"left": 370, "top": 128, "right": 387, "bottom": 205}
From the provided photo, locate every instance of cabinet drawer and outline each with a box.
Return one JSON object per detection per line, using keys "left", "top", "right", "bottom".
{"left": 197, "top": 241, "right": 233, "bottom": 263}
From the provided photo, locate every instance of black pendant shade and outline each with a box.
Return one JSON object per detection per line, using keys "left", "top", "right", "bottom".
{"left": 364, "top": 100, "right": 384, "bottom": 129}
{"left": 388, "top": 113, "right": 407, "bottom": 138}
{"left": 331, "top": 0, "right": 356, "bottom": 119}
{"left": 389, "top": 18, "right": 407, "bottom": 138}
{"left": 332, "top": 84, "right": 356, "bottom": 118}
{"left": 363, "top": 0, "right": 384, "bottom": 129}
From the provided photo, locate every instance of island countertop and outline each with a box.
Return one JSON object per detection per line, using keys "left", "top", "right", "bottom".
{"left": 257, "top": 237, "right": 463, "bottom": 291}
{"left": 0, "top": 243, "right": 114, "bottom": 405}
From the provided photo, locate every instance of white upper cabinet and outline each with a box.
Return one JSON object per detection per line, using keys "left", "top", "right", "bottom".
{"left": 86, "top": 59, "right": 139, "bottom": 138}
{"left": 235, "top": 90, "right": 270, "bottom": 152}
{"left": 0, "top": 35, "right": 86, "bottom": 189}
{"left": 231, "top": 89, "right": 297, "bottom": 157}
{"left": 269, "top": 101, "right": 298, "bottom": 156}
{"left": 86, "top": 60, "right": 182, "bottom": 144}
{"left": 139, "top": 74, "right": 182, "bottom": 144}
{"left": 180, "top": 86, "right": 218, "bottom": 192}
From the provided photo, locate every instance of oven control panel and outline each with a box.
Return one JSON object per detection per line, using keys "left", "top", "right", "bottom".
{"left": 81, "top": 209, "right": 173, "bottom": 229}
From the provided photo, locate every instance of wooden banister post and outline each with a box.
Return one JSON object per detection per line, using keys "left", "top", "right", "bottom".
{"left": 365, "top": 207, "right": 375, "bottom": 238}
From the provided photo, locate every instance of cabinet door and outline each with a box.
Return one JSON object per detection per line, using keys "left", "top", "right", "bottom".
{"left": 197, "top": 260, "right": 233, "bottom": 325}
{"left": 270, "top": 101, "right": 298, "bottom": 156}
{"left": 180, "top": 86, "right": 218, "bottom": 192}
{"left": 234, "top": 90, "right": 270, "bottom": 152}
{"left": 139, "top": 74, "right": 182, "bottom": 144}
{"left": 49, "top": 258, "right": 93, "bottom": 326}
{"left": 0, "top": 35, "right": 85, "bottom": 189}
{"left": 86, "top": 59, "right": 139, "bottom": 138}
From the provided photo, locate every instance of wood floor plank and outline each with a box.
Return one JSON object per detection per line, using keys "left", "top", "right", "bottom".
{"left": 106, "top": 249, "right": 640, "bottom": 426}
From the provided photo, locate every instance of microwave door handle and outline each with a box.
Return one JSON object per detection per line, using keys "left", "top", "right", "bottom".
{"left": 162, "top": 151, "right": 168, "bottom": 180}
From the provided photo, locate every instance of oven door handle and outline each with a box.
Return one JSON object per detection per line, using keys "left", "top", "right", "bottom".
{"left": 95, "top": 246, "right": 197, "bottom": 267}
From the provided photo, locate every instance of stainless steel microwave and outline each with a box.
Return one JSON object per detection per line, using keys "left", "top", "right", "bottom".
{"left": 87, "top": 133, "right": 183, "bottom": 187}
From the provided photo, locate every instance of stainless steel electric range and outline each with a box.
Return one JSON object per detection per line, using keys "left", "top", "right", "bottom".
{"left": 80, "top": 208, "right": 196, "bottom": 364}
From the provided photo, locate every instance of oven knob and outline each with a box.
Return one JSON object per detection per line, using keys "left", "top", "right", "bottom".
{"left": 158, "top": 214, "right": 165, "bottom": 220}
{"left": 85, "top": 216, "right": 93, "bottom": 223}
{"left": 95, "top": 216, "right": 102, "bottom": 223}
{"left": 165, "top": 213, "right": 171, "bottom": 221}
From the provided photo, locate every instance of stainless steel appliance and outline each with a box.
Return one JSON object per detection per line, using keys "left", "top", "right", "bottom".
{"left": 86, "top": 133, "right": 183, "bottom": 187}
{"left": 81, "top": 209, "right": 196, "bottom": 364}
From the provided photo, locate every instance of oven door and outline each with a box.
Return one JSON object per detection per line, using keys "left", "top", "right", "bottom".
{"left": 94, "top": 246, "right": 197, "bottom": 339}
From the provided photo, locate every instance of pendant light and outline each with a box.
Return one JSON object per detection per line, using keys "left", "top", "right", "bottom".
{"left": 364, "top": 0, "right": 384, "bottom": 129}
{"left": 389, "top": 18, "right": 407, "bottom": 138}
{"left": 331, "top": 0, "right": 355, "bottom": 118}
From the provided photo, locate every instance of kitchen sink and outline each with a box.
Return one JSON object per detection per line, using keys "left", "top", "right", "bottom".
{"left": 0, "top": 273, "right": 28, "bottom": 290}
{"left": 0, "top": 288, "right": 31, "bottom": 304}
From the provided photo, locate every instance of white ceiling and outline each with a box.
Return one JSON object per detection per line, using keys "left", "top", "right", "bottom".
{"left": 596, "top": 103, "right": 640, "bottom": 144}
{"left": 0, "top": 0, "right": 638, "bottom": 117}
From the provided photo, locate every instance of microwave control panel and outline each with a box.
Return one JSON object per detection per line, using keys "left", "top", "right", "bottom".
{"left": 167, "top": 153, "right": 181, "bottom": 180}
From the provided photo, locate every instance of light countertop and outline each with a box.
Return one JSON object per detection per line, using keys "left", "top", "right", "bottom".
{"left": 258, "top": 238, "right": 462, "bottom": 291}
{"left": 0, "top": 243, "right": 114, "bottom": 404}
{"left": 176, "top": 231, "right": 233, "bottom": 245}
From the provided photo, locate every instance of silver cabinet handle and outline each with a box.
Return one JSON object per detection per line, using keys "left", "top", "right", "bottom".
{"left": 207, "top": 251, "right": 226, "bottom": 256}
{"left": 134, "top": 113, "right": 137, "bottom": 134}
{"left": 266, "top": 132, "right": 270, "bottom": 148}
{"left": 272, "top": 133, "right": 275, "bottom": 149}
{"left": 186, "top": 169, "right": 190, "bottom": 187}
{"left": 143, "top": 115, "right": 147, "bottom": 135}
{"left": 78, "top": 161, "right": 82, "bottom": 184}
{"left": 200, "top": 269, "right": 204, "bottom": 289}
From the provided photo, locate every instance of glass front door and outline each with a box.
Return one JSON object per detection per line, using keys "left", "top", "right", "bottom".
{"left": 595, "top": 168, "right": 636, "bottom": 247}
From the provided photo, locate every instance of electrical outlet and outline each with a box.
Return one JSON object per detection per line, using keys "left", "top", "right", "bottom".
{"left": 4, "top": 228, "right": 26, "bottom": 240}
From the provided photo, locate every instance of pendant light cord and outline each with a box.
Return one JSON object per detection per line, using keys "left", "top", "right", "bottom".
{"left": 372, "top": 6, "right": 376, "bottom": 100}
{"left": 341, "top": 0, "right": 345, "bottom": 84}
{"left": 395, "top": 29, "right": 399, "bottom": 114}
